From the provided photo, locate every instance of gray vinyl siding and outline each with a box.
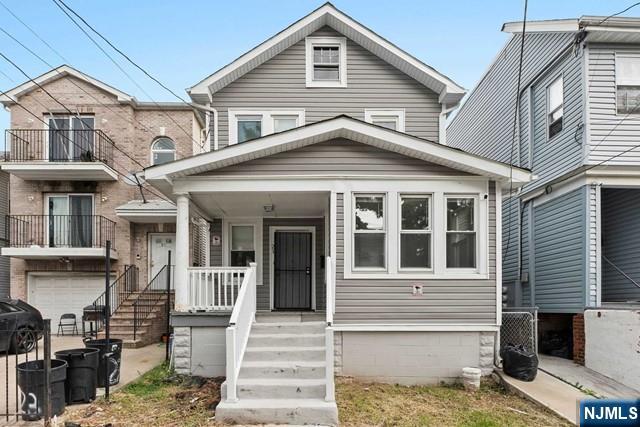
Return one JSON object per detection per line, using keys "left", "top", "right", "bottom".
{"left": 209, "top": 219, "right": 223, "bottom": 267}
{"left": 532, "top": 187, "right": 587, "bottom": 312}
{"left": 448, "top": 31, "right": 576, "bottom": 167}
{"left": 601, "top": 189, "right": 640, "bottom": 302}
{"left": 520, "top": 202, "right": 531, "bottom": 306}
{"left": 528, "top": 51, "right": 584, "bottom": 189}
{"left": 260, "top": 218, "right": 325, "bottom": 311}
{"left": 210, "top": 26, "right": 441, "bottom": 149}
{"left": 0, "top": 171, "right": 8, "bottom": 298}
{"left": 203, "top": 139, "right": 469, "bottom": 177}
{"left": 587, "top": 44, "right": 640, "bottom": 165}
{"left": 333, "top": 183, "right": 497, "bottom": 325}
{"left": 502, "top": 197, "right": 519, "bottom": 286}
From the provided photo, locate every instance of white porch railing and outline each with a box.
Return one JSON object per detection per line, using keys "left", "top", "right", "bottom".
{"left": 187, "top": 267, "right": 248, "bottom": 311}
{"left": 225, "top": 262, "right": 257, "bottom": 402}
{"left": 325, "top": 256, "right": 335, "bottom": 402}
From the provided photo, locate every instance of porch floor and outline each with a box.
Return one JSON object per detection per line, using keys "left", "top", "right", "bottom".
{"left": 539, "top": 354, "right": 640, "bottom": 398}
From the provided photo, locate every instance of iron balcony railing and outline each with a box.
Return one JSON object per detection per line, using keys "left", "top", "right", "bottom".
{"left": 6, "top": 214, "right": 116, "bottom": 249}
{"left": 5, "top": 129, "right": 115, "bottom": 166}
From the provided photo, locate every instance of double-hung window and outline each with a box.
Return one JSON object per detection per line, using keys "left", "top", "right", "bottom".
{"left": 547, "top": 76, "right": 564, "bottom": 139}
{"left": 230, "top": 225, "right": 255, "bottom": 267}
{"left": 364, "top": 109, "right": 405, "bottom": 132}
{"left": 353, "top": 194, "right": 386, "bottom": 270}
{"left": 446, "top": 197, "right": 477, "bottom": 269}
{"left": 229, "top": 110, "right": 305, "bottom": 145}
{"left": 399, "top": 195, "right": 431, "bottom": 269}
{"left": 616, "top": 54, "right": 640, "bottom": 115}
{"left": 305, "top": 37, "right": 347, "bottom": 88}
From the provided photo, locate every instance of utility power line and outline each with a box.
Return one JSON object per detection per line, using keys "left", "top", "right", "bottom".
{"left": 51, "top": 0, "right": 208, "bottom": 152}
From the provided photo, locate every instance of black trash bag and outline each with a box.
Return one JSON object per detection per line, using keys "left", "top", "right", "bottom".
{"left": 501, "top": 344, "right": 538, "bottom": 382}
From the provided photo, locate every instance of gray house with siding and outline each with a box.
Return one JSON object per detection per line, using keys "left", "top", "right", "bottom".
{"left": 447, "top": 16, "right": 640, "bottom": 389}
{"left": 143, "top": 4, "right": 532, "bottom": 424}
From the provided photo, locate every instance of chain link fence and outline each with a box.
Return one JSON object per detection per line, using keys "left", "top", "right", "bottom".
{"left": 500, "top": 307, "right": 538, "bottom": 355}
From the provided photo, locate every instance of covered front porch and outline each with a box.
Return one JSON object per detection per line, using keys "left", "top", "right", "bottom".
{"left": 173, "top": 189, "right": 334, "bottom": 314}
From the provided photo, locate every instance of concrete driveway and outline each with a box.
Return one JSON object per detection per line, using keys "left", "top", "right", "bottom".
{"left": 0, "top": 335, "right": 165, "bottom": 425}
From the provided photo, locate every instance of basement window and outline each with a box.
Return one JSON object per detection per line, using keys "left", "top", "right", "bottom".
{"left": 305, "top": 37, "right": 347, "bottom": 88}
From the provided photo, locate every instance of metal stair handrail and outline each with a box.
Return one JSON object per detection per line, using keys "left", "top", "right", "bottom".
{"left": 87, "top": 264, "right": 139, "bottom": 334}
{"left": 132, "top": 265, "right": 173, "bottom": 340}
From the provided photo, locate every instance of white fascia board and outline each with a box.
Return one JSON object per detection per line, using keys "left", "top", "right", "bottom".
{"left": 0, "top": 65, "right": 132, "bottom": 105}
{"left": 144, "top": 117, "right": 531, "bottom": 185}
{"left": 1, "top": 247, "right": 118, "bottom": 260}
{"left": 501, "top": 19, "right": 579, "bottom": 33}
{"left": 188, "top": 4, "right": 464, "bottom": 100}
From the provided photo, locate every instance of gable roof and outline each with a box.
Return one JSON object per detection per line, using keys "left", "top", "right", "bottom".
{"left": 144, "top": 115, "right": 532, "bottom": 188}
{"left": 0, "top": 65, "right": 133, "bottom": 105}
{"left": 188, "top": 3, "right": 465, "bottom": 105}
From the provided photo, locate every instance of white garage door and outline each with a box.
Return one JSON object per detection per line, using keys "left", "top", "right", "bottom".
{"left": 28, "top": 274, "right": 110, "bottom": 324}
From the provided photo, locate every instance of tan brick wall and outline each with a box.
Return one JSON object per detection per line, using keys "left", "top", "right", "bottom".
{"left": 8, "top": 74, "right": 202, "bottom": 299}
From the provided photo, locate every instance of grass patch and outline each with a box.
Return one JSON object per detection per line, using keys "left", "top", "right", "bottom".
{"left": 337, "top": 377, "right": 571, "bottom": 427}
{"left": 62, "top": 364, "right": 223, "bottom": 427}
{"left": 63, "top": 366, "right": 570, "bottom": 426}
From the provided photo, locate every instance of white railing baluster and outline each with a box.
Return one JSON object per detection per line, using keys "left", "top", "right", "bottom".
{"left": 186, "top": 266, "right": 254, "bottom": 312}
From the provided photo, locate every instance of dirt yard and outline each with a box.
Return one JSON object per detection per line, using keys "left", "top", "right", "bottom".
{"left": 61, "top": 365, "right": 570, "bottom": 426}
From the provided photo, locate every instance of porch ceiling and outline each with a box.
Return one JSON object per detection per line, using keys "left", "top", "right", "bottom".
{"left": 191, "top": 191, "right": 327, "bottom": 217}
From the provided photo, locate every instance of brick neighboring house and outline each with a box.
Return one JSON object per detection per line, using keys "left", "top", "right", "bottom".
{"left": 0, "top": 65, "right": 208, "bottom": 343}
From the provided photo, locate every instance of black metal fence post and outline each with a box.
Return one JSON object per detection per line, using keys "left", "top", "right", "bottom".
{"left": 104, "top": 240, "right": 111, "bottom": 401}
{"left": 43, "top": 319, "right": 51, "bottom": 426}
{"left": 165, "top": 250, "right": 172, "bottom": 362}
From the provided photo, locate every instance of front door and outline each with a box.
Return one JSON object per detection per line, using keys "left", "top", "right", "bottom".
{"left": 273, "top": 231, "right": 312, "bottom": 310}
{"left": 149, "top": 233, "right": 176, "bottom": 280}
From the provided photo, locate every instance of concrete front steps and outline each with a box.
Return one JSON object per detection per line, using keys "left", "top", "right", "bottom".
{"left": 216, "top": 313, "right": 338, "bottom": 426}
{"left": 96, "top": 292, "right": 170, "bottom": 348}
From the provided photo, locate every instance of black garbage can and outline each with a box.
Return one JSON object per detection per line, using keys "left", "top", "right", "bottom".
{"left": 84, "top": 338, "right": 123, "bottom": 387}
{"left": 16, "top": 359, "right": 67, "bottom": 421}
{"left": 54, "top": 348, "right": 99, "bottom": 404}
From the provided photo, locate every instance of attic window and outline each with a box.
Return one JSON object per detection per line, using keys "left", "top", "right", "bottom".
{"left": 305, "top": 37, "right": 347, "bottom": 88}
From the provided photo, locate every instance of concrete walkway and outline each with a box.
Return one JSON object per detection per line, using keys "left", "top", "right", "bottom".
{"left": 0, "top": 335, "right": 165, "bottom": 426}
{"left": 539, "top": 354, "right": 640, "bottom": 399}
{"left": 496, "top": 368, "right": 587, "bottom": 425}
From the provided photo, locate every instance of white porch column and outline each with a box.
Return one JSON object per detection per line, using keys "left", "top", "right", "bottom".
{"left": 175, "top": 193, "right": 190, "bottom": 311}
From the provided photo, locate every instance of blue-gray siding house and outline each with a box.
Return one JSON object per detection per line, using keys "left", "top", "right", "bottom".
{"left": 447, "top": 16, "right": 640, "bottom": 366}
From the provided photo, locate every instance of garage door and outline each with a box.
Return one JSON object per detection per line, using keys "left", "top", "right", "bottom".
{"left": 28, "top": 274, "right": 111, "bottom": 324}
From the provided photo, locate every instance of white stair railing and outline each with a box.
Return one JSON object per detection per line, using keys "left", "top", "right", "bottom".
{"left": 187, "top": 267, "right": 248, "bottom": 311}
{"left": 225, "top": 262, "right": 257, "bottom": 402}
{"left": 325, "top": 256, "right": 335, "bottom": 402}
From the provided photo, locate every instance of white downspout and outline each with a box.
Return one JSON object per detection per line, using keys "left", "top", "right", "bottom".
{"left": 190, "top": 99, "right": 218, "bottom": 151}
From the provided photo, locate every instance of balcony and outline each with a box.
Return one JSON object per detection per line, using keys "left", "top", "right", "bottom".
{"left": 2, "top": 214, "right": 118, "bottom": 259}
{"left": 2, "top": 129, "right": 118, "bottom": 181}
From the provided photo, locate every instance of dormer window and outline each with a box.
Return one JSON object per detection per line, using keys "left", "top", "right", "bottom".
{"left": 305, "top": 37, "right": 347, "bottom": 88}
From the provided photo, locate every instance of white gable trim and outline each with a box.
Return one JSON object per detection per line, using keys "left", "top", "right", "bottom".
{"left": 0, "top": 65, "right": 132, "bottom": 105}
{"left": 188, "top": 3, "right": 465, "bottom": 104}
{"left": 144, "top": 116, "right": 532, "bottom": 186}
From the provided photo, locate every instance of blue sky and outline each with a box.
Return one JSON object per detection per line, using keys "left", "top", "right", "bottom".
{"left": 0, "top": 0, "right": 638, "bottom": 139}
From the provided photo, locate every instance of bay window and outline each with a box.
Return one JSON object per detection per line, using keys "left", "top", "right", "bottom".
{"left": 399, "top": 195, "right": 431, "bottom": 269}
{"left": 446, "top": 197, "right": 477, "bottom": 269}
{"left": 353, "top": 194, "right": 386, "bottom": 269}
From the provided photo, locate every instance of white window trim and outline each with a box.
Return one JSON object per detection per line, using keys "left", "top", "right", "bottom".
{"left": 305, "top": 36, "right": 347, "bottom": 88}
{"left": 228, "top": 109, "right": 305, "bottom": 146}
{"left": 546, "top": 74, "right": 564, "bottom": 141}
{"left": 343, "top": 181, "right": 489, "bottom": 280}
{"left": 44, "top": 193, "right": 96, "bottom": 248}
{"left": 222, "top": 217, "right": 263, "bottom": 285}
{"left": 444, "top": 194, "right": 480, "bottom": 273}
{"left": 352, "top": 193, "right": 388, "bottom": 272}
{"left": 398, "top": 194, "right": 433, "bottom": 272}
{"left": 615, "top": 51, "right": 640, "bottom": 116}
{"left": 364, "top": 109, "right": 406, "bottom": 132}
{"left": 150, "top": 137, "right": 176, "bottom": 166}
